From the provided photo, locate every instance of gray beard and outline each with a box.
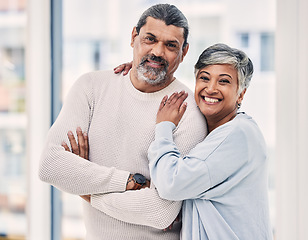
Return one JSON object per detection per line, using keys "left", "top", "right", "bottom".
{"left": 136, "top": 63, "right": 168, "bottom": 86}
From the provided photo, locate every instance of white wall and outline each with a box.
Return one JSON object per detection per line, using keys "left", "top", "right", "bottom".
{"left": 26, "top": 0, "right": 51, "bottom": 239}
{"left": 276, "top": 0, "right": 308, "bottom": 239}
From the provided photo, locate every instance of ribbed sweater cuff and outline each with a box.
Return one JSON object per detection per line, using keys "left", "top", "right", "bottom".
{"left": 90, "top": 170, "right": 130, "bottom": 206}
{"left": 155, "top": 121, "right": 176, "bottom": 141}
{"left": 108, "top": 169, "right": 131, "bottom": 193}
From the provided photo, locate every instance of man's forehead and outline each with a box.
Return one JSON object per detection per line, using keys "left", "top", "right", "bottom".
{"left": 140, "top": 17, "right": 185, "bottom": 42}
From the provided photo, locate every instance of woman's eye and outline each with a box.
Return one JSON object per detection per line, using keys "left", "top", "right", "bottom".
{"left": 220, "top": 79, "right": 230, "bottom": 84}
{"left": 200, "top": 76, "right": 209, "bottom": 81}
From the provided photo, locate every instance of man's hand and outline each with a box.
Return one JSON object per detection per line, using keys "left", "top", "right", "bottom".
{"left": 62, "top": 127, "right": 89, "bottom": 160}
{"left": 163, "top": 213, "right": 181, "bottom": 232}
{"left": 62, "top": 127, "right": 90, "bottom": 202}
{"left": 156, "top": 91, "right": 188, "bottom": 126}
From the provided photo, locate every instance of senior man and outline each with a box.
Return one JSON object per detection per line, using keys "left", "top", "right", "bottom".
{"left": 39, "top": 4, "right": 207, "bottom": 240}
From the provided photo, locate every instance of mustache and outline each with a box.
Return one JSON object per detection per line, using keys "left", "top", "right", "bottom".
{"left": 140, "top": 55, "right": 169, "bottom": 67}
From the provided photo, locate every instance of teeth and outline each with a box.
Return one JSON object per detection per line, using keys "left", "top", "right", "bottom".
{"left": 204, "top": 96, "right": 219, "bottom": 103}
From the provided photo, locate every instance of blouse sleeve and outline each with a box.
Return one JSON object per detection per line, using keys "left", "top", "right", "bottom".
{"left": 148, "top": 120, "right": 252, "bottom": 201}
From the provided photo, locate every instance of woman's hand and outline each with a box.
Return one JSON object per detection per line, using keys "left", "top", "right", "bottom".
{"left": 114, "top": 61, "right": 133, "bottom": 75}
{"left": 62, "top": 127, "right": 90, "bottom": 202}
{"left": 156, "top": 91, "right": 188, "bottom": 126}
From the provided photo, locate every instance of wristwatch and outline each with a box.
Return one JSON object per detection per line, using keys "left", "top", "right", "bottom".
{"left": 132, "top": 173, "right": 146, "bottom": 190}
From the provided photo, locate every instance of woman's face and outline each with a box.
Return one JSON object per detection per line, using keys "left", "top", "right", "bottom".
{"left": 194, "top": 64, "right": 245, "bottom": 126}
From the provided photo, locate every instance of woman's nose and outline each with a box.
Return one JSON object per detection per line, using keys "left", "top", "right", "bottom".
{"left": 205, "top": 81, "right": 218, "bottom": 94}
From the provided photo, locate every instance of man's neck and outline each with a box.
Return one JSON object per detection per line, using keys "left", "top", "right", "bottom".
{"left": 129, "top": 70, "right": 175, "bottom": 93}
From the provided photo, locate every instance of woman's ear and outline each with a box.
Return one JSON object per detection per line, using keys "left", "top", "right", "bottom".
{"left": 237, "top": 88, "right": 247, "bottom": 105}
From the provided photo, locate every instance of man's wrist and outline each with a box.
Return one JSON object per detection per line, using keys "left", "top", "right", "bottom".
{"left": 126, "top": 174, "right": 135, "bottom": 190}
{"left": 126, "top": 173, "right": 147, "bottom": 190}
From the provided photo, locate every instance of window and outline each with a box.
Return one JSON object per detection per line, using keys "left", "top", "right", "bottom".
{"left": 261, "top": 32, "right": 275, "bottom": 71}
{"left": 0, "top": 0, "right": 27, "bottom": 237}
{"left": 240, "top": 33, "right": 250, "bottom": 48}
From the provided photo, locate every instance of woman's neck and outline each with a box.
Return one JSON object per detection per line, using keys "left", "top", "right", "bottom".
{"left": 207, "top": 110, "right": 238, "bottom": 133}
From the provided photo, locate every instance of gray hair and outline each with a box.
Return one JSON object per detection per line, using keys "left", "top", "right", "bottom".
{"left": 194, "top": 43, "right": 253, "bottom": 94}
{"left": 136, "top": 4, "right": 189, "bottom": 49}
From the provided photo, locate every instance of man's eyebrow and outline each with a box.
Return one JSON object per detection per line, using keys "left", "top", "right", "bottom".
{"left": 145, "top": 32, "right": 180, "bottom": 45}
{"left": 145, "top": 32, "right": 156, "bottom": 38}
{"left": 167, "top": 40, "right": 180, "bottom": 45}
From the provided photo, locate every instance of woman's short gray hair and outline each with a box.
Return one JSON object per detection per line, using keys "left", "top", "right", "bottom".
{"left": 194, "top": 43, "right": 253, "bottom": 94}
{"left": 136, "top": 4, "right": 189, "bottom": 49}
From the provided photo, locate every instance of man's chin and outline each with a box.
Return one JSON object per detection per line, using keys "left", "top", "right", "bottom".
{"left": 143, "top": 73, "right": 167, "bottom": 85}
{"left": 137, "top": 65, "right": 168, "bottom": 85}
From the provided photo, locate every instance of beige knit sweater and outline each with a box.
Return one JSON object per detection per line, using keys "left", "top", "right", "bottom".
{"left": 39, "top": 70, "right": 207, "bottom": 240}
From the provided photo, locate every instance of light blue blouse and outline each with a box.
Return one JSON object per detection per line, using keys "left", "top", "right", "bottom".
{"left": 148, "top": 113, "right": 273, "bottom": 240}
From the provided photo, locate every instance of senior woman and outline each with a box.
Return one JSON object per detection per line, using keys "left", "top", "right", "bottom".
{"left": 148, "top": 43, "right": 273, "bottom": 239}
{"left": 65, "top": 44, "right": 273, "bottom": 239}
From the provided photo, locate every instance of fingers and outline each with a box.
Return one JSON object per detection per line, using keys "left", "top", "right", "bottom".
{"left": 113, "top": 65, "right": 124, "bottom": 73}
{"left": 62, "top": 141, "right": 70, "bottom": 151}
{"left": 114, "top": 61, "right": 133, "bottom": 75}
{"left": 76, "top": 127, "right": 85, "bottom": 159}
{"left": 84, "top": 132, "right": 89, "bottom": 160}
{"left": 179, "top": 101, "right": 187, "bottom": 117}
{"left": 166, "top": 92, "right": 178, "bottom": 105}
{"left": 164, "top": 91, "right": 188, "bottom": 111}
{"left": 159, "top": 95, "right": 168, "bottom": 110}
{"left": 123, "top": 63, "right": 132, "bottom": 75}
{"left": 68, "top": 131, "right": 79, "bottom": 155}
{"left": 64, "top": 128, "right": 89, "bottom": 160}
{"left": 80, "top": 195, "right": 91, "bottom": 203}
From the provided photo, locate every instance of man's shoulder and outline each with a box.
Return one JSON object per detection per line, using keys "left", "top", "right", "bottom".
{"left": 171, "top": 79, "right": 193, "bottom": 93}
{"left": 75, "top": 69, "right": 126, "bottom": 89}
{"left": 81, "top": 69, "right": 121, "bottom": 81}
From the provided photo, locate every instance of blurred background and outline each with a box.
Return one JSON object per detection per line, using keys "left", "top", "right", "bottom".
{"left": 0, "top": 0, "right": 307, "bottom": 239}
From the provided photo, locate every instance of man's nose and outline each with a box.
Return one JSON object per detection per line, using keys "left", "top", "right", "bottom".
{"left": 151, "top": 42, "right": 165, "bottom": 57}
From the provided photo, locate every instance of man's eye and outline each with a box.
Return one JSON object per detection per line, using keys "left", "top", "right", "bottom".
{"left": 145, "top": 36, "right": 155, "bottom": 42}
{"left": 166, "top": 43, "right": 176, "bottom": 48}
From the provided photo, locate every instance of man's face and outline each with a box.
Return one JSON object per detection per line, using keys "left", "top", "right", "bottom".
{"left": 131, "top": 17, "right": 188, "bottom": 86}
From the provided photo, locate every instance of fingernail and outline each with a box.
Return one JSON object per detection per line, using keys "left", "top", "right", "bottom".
{"left": 61, "top": 141, "right": 66, "bottom": 146}
{"left": 77, "top": 127, "right": 82, "bottom": 132}
{"left": 68, "top": 131, "right": 73, "bottom": 136}
{"left": 83, "top": 132, "right": 87, "bottom": 137}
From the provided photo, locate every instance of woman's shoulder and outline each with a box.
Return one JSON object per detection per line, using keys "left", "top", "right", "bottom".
{"left": 210, "top": 113, "right": 260, "bottom": 141}
{"left": 229, "top": 112, "right": 265, "bottom": 145}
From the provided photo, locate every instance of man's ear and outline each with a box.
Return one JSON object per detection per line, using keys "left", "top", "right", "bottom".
{"left": 181, "top": 43, "right": 189, "bottom": 62}
{"left": 131, "top": 27, "right": 138, "bottom": 48}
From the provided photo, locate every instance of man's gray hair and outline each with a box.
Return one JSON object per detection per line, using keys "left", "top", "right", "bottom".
{"left": 136, "top": 4, "right": 189, "bottom": 49}
{"left": 194, "top": 43, "right": 254, "bottom": 94}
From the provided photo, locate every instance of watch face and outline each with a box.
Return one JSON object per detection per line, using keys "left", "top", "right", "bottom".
{"left": 133, "top": 173, "right": 146, "bottom": 185}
